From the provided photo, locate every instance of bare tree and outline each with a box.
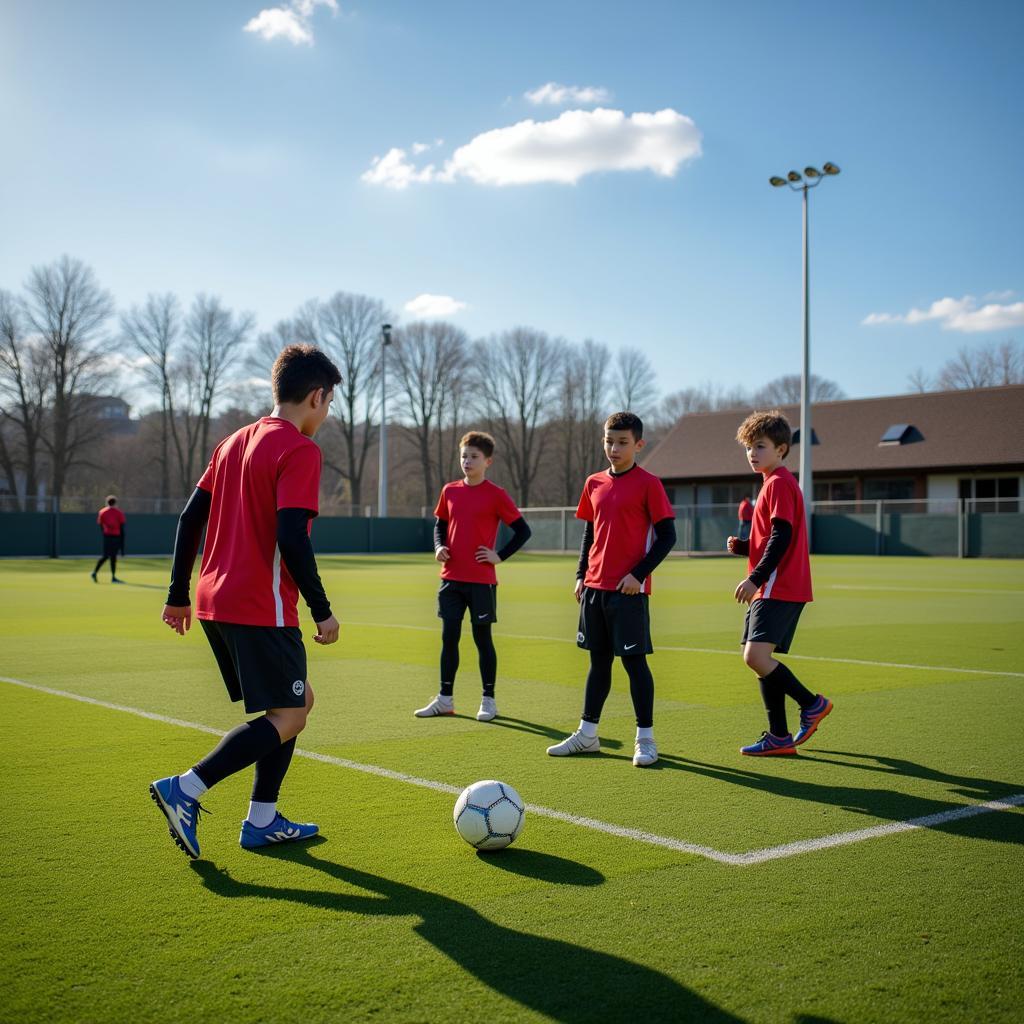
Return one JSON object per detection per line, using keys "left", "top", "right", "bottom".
{"left": 611, "top": 346, "right": 659, "bottom": 413}
{"left": 936, "top": 340, "right": 1023, "bottom": 390}
{"left": 907, "top": 367, "right": 932, "bottom": 393}
{"left": 392, "top": 321, "right": 470, "bottom": 506}
{"left": 23, "top": 256, "right": 116, "bottom": 499}
{"left": 473, "top": 327, "right": 563, "bottom": 506}
{"left": 559, "top": 339, "right": 608, "bottom": 503}
{"left": 120, "top": 293, "right": 181, "bottom": 502}
{"left": 752, "top": 373, "right": 845, "bottom": 405}
{"left": 656, "top": 382, "right": 753, "bottom": 429}
{"left": 307, "top": 292, "right": 391, "bottom": 509}
{"left": 180, "top": 294, "right": 255, "bottom": 490}
{"left": 0, "top": 290, "right": 48, "bottom": 506}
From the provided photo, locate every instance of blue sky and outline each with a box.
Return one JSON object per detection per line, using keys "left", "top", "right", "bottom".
{"left": 2, "top": 0, "right": 1022, "bottom": 403}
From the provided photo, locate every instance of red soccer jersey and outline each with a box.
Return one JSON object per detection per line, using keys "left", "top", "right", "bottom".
{"left": 434, "top": 479, "right": 522, "bottom": 586}
{"left": 748, "top": 465, "right": 813, "bottom": 603}
{"left": 97, "top": 506, "right": 126, "bottom": 535}
{"left": 195, "top": 417, "right": 322, "bottom": 627}
{"left": 576, "top": 465, "right": 675, "bottom": 594}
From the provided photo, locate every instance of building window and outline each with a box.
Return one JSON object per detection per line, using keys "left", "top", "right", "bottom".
{"left": 710, "top": 483, "right": 758, "bottom": 509}
{"left": 863, "top": 478, "right": 916, "bottom": 501}
{"left": 813, "top": 479, "right": 856, "bottom": 503}
{"left": 959, "top": 477, "right": 1020, "bottom": 513}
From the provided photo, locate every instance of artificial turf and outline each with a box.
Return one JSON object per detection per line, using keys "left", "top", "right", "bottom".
{"left": 1, "top": 553, "right": 1022, "bottom": 1023}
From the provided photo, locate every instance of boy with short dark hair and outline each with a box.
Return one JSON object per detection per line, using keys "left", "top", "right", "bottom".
{"left": 414, "top": 431, "right": 531, "bottom": 723}
{"left": 727, "top": 409, "right": 832, "bottom": 755}
{"left": 91, "top": 495, "right": 126, "bottom": 583}
{"left": 548, "top": 411, "right": 676, "bottom": 767}
{"left": 150, "top": 343, "right": 342, "bottom": 859}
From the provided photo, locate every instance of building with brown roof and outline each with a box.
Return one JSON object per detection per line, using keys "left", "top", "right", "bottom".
{"left": 642, "top": 385, "right": 1024, "bottom": 512}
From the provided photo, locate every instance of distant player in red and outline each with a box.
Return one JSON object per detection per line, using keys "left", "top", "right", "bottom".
{"left": 727, "top": 410, "right": 832, "bottom": 756}
{"left": 149, "top": 344, "right": 342, "bottom": 860}
{"left": 414, "top": 431, "right": 531, "bottom": 723}
{"left": 547, "top": 411, "right": 676, "bottom": 767}
{"left": 91, "top": 495, "right": 126, "bottom": 583}
{"left": 737, "top": 495, "right": 754, "bottom": 542}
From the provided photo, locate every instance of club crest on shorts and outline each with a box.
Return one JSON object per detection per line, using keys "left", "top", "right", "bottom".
{"left": 292, "top": 679, "right": 305, "bottom": 696}
{"left": 576, "top": 631, "right": 585, "bottom": 644}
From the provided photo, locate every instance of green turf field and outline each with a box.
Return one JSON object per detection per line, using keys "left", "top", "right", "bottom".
{"left": 2, "top": 553, "right": 1022, "bottom": 1023}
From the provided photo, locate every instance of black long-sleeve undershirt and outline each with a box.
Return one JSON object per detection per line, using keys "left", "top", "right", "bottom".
{"left": 167, "top": 487, "right": 211, "bottom": 607}
{"left": 434, "top": 516, "right": 532, "bottom": 562}
{"left": 747, "top": 518, "right": 793, "bottom": 587}
{"left": 277, "top": 508, "right": 332, "bottom": 623}
{"left": 575, "top": 517, "right": 677, "bottom": 583}
{"left": 630, "top": 517, "right": 677, "bottom": 583}
{"left": 165, "top": 489, "right": 332, "bottom": 622}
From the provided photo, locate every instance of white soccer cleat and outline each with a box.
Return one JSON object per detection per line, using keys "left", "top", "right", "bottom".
{"left": 476, "top": 696, "right": 498, "bottom": 722}
{"left": 632, "top": 737, "right": 658, "bottom": 767}
{"left": 414, "top": 694, "right": 455, "bottom": 717}
{"left": 546, "top": 729, "right": 601, "bottom": 757}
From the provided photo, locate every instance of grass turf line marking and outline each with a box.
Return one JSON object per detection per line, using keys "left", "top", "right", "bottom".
{"left": 5, "top": 675, "right": 1022, "bottom": 867}
{"left": 342, "top": 621, "right": 1024, "bottom": 680}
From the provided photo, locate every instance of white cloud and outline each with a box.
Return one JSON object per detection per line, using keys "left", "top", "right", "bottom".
{"left": 362, "top": 107, "right": 702, "bottom": 189}
{"left": 404, "top": 294, "right": 468, "bottom": 318}
{"left": 984, "top": 289, "right": 1015, "bottom": 302}
{"left": 862, "top": 295, "right": 1024, "bottom": 333}
{"left": 524, "top": 82, "right": 612, "bottom": 106}
{"left": 360, "top": 147, "right": 439, "bottom": 190}
{"left": 244, "top": 0, "right": 337, "bottom": 46}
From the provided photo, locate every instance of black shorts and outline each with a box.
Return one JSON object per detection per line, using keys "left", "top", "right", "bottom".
{"left": 201, "top": 620, "right": 308, "bottom": 714}
{"left": 102, "top": 534, "right": 121, "bottom": 557}
{"left": 576, "top": 587, "right": 653, "bottom": 657}
{"left": 741, "top": 598, "right": 805, "bottom": 654}
{"left": 437, "top": 579, "right": 497, "bottom": 624}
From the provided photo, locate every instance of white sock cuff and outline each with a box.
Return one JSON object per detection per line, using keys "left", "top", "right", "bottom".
{"left": 178, "top": 769, "right": 208, "bottom": 799}
{"left": 578, "top": 719, "right": 598, "bottom": 738}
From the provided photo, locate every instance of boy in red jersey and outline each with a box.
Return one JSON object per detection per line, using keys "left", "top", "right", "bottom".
{"left": 91, "top": 495, "right": 126, "bottom": 583}
{"left": 547, "top": 412, "right": 676, "bottom": 767}
{"left": 149, "top": 344, "right": 342, "bottom": 859}
{"left": 727, "top": 410, "right": 832, "bottom": 756}
{"left": 414, "top": 431, "right": 531, "bottom": 722}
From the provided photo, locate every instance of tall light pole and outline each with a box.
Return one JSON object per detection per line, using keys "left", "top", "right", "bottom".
{"left": 378, "top": 323, "right": 392, "bottom": 517}
{"left": 769, "top": 162, "right": 841, "bottom": 529}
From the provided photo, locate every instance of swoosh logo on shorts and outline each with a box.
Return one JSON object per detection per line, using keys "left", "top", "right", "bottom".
{"left": 624, "top": 643, "right": 637, "bottom": 650}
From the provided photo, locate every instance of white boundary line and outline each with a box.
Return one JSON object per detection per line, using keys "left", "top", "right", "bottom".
{"left": 342, "top": 620, "right": 1024, "bottom": 679}
{"left": 4, "top": 675, "right": 1022, "bottom": 867}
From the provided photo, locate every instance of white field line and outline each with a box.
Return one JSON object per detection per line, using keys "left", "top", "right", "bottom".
{"left": 829, "top": 584, "right": 1024, "bottom": 596}
{"left": 343, "top": 620, "right": 1024, "bottom": 680}
{"left": 4, "top": 675, "right": 1022, "bottom": 867}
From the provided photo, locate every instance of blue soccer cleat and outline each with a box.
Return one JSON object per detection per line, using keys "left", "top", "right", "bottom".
{"left": 794, "top": 695, "right": 833, "bottom": 746}
{"left": 239, "top": 812, "right": 319, "bottom": 850}
{"left": 740, "top": 731, "right": 797, "bottom": 756}
{"left": 150, "top": 775, "right": 206, "bottom": 859}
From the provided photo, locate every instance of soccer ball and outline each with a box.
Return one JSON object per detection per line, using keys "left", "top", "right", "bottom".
{"left": 453, "top": 779, "right": 525, "bottom": 851}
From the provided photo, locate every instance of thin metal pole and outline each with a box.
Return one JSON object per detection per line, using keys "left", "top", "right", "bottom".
{"left": 800, "top": 185, "right": 813, "bottom": 533}
{"left": 378, "top": 331, "right": 388, "bottom": 518}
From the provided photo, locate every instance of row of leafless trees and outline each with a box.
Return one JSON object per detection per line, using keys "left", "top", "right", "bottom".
{"left": 4, "top": 255, "right": 1018, "bottom": 512}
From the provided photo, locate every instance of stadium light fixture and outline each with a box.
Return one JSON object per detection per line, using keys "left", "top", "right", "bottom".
{"left": 379, "top": 324, "right": 392, "bottom": 518}
{"left": 767, "top": 161, "right": 843, "bottom": 530}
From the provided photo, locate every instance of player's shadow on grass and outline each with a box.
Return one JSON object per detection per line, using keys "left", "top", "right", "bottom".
{"left": 657, "top": 753, "right": 1024, "bottom": 847}
{"left": 191, "top": 848, "right": 746, "bottom": 1023}
{"left": 488, "top": 716, "right": 624, "bottom": 750}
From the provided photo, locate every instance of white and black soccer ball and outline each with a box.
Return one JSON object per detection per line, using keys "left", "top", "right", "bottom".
{"left": 453, "top": 779, "right": 525, "bottom": 851}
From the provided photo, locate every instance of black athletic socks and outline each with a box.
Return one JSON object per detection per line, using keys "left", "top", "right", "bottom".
{"left": 252, "top": 737, "right": 296, "bottom": 803}
{"left": 765, "top": 661, "right": 816, "bottom": 709}
{"left": 758, "top": 673, "right": 789, "bottom": 736}
{"left": 582, "top": 650, "right": 614, "bottom": 723}
{"left": 622, "top": 654, "right": 655, "bottom": 729}
{"left": 193, "top": 716, "right": 282, "bottom": 789}
{"left": 472, "top": 622, "right": 497, "bottom": 697}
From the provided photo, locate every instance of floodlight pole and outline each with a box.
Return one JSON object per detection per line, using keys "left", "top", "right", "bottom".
{"left": 800, "top": 184, "right": 811, "bottom": 529}
{"left": 378, "top": 324, "right": 392, "bottom": 517}
{"left": 769, "top": 163, "right": 841, "bottom": 532}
